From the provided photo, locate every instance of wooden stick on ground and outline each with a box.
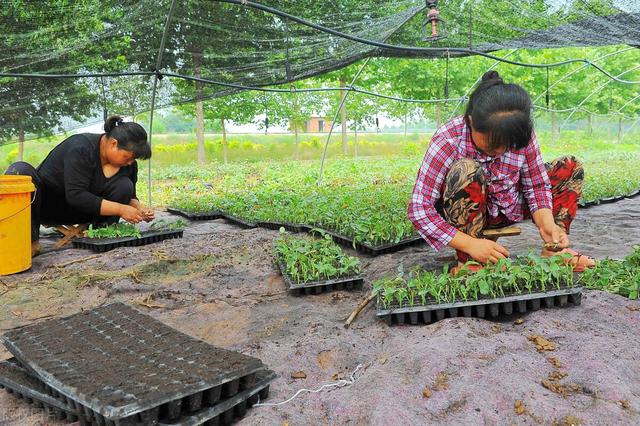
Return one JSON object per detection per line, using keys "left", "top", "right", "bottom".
{"left": 344, "top": 293, "right": 376, "bottom": 329}
{"left": 53, "top": 254, "right": 101, "bottom": 269}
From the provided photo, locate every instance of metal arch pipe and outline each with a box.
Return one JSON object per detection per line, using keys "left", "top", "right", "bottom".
{"left": 147, "top": 0, "right": 178, "bottom": 206}
{"left": 560, "top": 64, "right": 640, "bottom": 130}
{"left": 214, "top": 0, "right": 640, "bottom": 84}
{"left": 318, "top": 58, "right": 371, "bottom": 185}
{"left": 620, "top": 116, "right": 640, "bottom": 143}
{"left": 532, "top": 46, "right": 636, "bottom": 105}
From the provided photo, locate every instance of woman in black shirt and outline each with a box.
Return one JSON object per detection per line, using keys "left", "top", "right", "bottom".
{"left": 5, "top": 115, "right": 154, "bottom": 255}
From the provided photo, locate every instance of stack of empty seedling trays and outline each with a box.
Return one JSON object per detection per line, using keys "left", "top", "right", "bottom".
{"left": 0, "top": 303, "right": 275, "bottom": 425}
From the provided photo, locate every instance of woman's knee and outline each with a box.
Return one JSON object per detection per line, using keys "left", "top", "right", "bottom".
{"left": 5, "top": 161, "right": 37, "bottom": 177}
{"left": 445, "top": 158, "right": 484, "bottom": 187}
{"left": 104, "top": 177, "right": 134, "bottom": 204}
{"left": 548, "top": 156, "right": 584, "bottom": 178}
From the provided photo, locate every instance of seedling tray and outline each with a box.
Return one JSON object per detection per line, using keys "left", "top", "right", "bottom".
{"left": 0, "top": 359, "right": 80, "bottom": 423}
{"left": 72, "top": 229, "right": 184, "bottom": 252}
{"left": 159, "top": 370, "right": 275, "bottom": 426}
{"left": 579, "top": 189, "right": 640, "bottom": 209}
{"left": 377, "top": 286, "right": 583, "bottom": 325}
{"left": 309, "top": 227, "right": 424, "bottom": 256}
{"left": 0, "top": 359, "right": 275, "bottom": 426}
{"left": 222, "top": 214, "right": 257, "bottom": 229}
{"left": 355, "top": 236, "right": 425, "bottom": 256}
{"left": 0, "top": 303, "right": 266, "bottom": 423}
{"left": 277, "top": 260, "right": 364, "bottom": 295}
{"left": 257, "top": 221, "right": 309, "bottom": 234}
{"left": 166, "top": 207, "right": 223, "bottom": 221}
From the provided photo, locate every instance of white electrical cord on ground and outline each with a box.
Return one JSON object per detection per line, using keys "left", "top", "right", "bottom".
{"left": 254, "top": 363, "right": 364, "bottom": 407}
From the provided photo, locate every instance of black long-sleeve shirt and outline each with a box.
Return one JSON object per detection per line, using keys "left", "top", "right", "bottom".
{"left": 37, "top": 133, "right": 138, "bottom": 216}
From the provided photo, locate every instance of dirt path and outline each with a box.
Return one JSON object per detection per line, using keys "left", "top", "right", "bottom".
{"left": 1, "top": 197, "right": 639, "bottom": 425}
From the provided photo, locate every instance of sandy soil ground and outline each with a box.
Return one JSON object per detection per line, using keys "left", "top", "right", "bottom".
{"left": 1, "top": 197, "right": 639, "bottom": 425}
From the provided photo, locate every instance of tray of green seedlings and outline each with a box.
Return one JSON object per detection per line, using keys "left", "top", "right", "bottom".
{"left": 274, "top": 230, "right": 364, "bottom": 295}
{"left": 374, "top": 253, "right": 583, "bottom": 325}
{"left": 72, "top": 220, "right": 185, "bottom": 252}
{"left": 166, "top": 207, "right": 223, "bottom": 221}
{"left": 223, "top": 213, "right": 258, "bottom": 229}
{"left": 257, "top": 220, "right": 310, "bottom": 234}
{"left": 308, "top": 227, "right": 424, "bottom": 256}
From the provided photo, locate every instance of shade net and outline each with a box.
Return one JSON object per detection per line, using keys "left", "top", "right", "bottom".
{"left": 0, "top": 0, "right": 638, "bottom": 145}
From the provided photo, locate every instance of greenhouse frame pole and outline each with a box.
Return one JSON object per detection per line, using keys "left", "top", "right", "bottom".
{"left": 147, "top": 0, "right": 177, "bottom": 206}
{"left": 318, "top": 57, "right": 371, "bottom": 185}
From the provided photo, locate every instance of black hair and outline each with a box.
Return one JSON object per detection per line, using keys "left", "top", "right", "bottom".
{"left": 104, "top": 115, "right": 151, "bottom": 160}
{"left": 464, "top": 71, "right": 533, "bottom": 151}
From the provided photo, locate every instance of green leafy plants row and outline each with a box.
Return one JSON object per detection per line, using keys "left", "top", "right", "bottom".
{"left": 160, "top": 152, "right": 640, "bottom": 247}
{"left": 274, "top": 230, "right": 362, "bottom": 284}
{"left": 576, "top": 246, "right": 640, "bottom": 299}
{"left": 373, "top": 253, "right": 575, "bottom": 309}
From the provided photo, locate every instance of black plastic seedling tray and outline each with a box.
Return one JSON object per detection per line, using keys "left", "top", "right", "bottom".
{"left": 0, "top": 303, "right": 266, "bottom": 424}
{"left": 222, "top": 214, "right": 257, "bottom": 229}
{"left": 355, "top": 236, "right": 425, "bottom": 256}
{"left": 0, "top": 359, "right": 80, "bottom": 423}
{"left": 309, "top": 227, "right": 424, "bottom": 256}
{"left": 0, "top": 359, "right": 275, "bottom": 426}
{"left": 277, "top": 261, "right": 364, "bottom": 295}
{"left": 257, "top": 221, "right": 309, "bottom": 234}
{"left": 159, "top": 370, "right": 275, "bottom": 426}
{"left": 579, "top": 189, "right": 640, "bottom": 209}
{"left": 166, "top": 207, "right": 223, "bottom": 221}
{"left": 377, "top": 286, "right": 583, "bottom": 325}
{"left": 72, "top": 229, "right": 184, "bottom": 252}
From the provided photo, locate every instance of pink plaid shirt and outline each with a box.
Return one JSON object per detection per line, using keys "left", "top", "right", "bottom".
{"left": 408, "top": 116, "right": 552, "bottom": 251}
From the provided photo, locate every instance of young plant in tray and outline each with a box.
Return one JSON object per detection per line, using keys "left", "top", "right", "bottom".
{"left": 84, "top": 219, "right": 186, "bottom": 239}
{"left": 274, "top": 230, "right": 361, "bottom": 284}
{"left": 85, "top": 223, "right": 142, "bottom": 239}
{"left": 373, "top": 253, "right": 575, "bottom": 308}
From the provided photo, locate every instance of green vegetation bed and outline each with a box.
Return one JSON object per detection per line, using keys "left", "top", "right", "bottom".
{"left": 162, "top": 148, "right": 640, "bottom": 251}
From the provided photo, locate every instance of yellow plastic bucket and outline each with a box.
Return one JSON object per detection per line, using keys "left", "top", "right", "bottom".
{"left": 0, "top": 175, "right": 35, "bottom": 275}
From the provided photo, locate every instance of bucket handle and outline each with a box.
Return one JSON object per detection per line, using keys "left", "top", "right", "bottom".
{"left": 0, "top": 188, "right": 37, "bottom": 223}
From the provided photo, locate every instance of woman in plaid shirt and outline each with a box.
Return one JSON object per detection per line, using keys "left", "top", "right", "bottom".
{"left": 408, "top": 71, "right": 595, "bottom": 272}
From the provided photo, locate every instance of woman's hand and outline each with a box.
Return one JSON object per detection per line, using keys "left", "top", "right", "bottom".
{"left": 140, "top": 208, "right": 155, "bottom": 222}
{"left": 467, "top": 238, "right": 510, "bottom": 263}
{"left": 119, "top": 204, "right": 144, "bottom": 224}
{"left": 539, "top": 223, "right": 569, "bottom": 251}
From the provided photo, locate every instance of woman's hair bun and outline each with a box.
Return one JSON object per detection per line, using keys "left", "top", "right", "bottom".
{"left": 481, "top": 71, "right": 503, "bottom": 84}
{"left": 104, "top": 115, "right": 124, "bottom": 133}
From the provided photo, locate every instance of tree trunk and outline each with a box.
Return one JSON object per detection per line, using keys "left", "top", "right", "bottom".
{"left": 354, "top": 126, "right": 358, "bottom": 159}
{"left": 221, "top": 118, "right": 228, "bottom": 164}
{"left": 195, "top": 99, "right": 205, "bottom": 163}
{"left": 340, "top": 78, "right": 348, "bottom": 155}
{"left": 404, "top": 111, "right": 408, "bottom": 138}
{"left": 17, "top": 128, "right": 24, "bottom": 161}
{"left": 617, "top": 117, "right": 623, "bottom": 143}
{"left": 587, "top": 114, "right": 592, "bottom": 136}
{"left": 436, "top": 105, "right": 442, "bottom": 129}
{"left": 193, "top": 51, "right": 206, "bottom": 164}
{"left": 294, "top": 125, "right": 300, "bottom": 160}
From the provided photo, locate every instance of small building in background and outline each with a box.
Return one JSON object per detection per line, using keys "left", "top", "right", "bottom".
{"left": 305, "top": 116, "right": 334, "bottom": 133}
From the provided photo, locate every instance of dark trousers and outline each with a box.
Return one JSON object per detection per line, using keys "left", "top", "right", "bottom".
{"left": 5, "top": 162, "right": 134, "bottom": 241}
